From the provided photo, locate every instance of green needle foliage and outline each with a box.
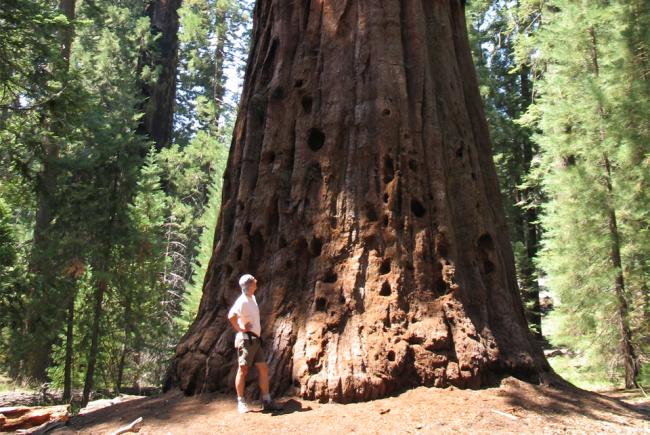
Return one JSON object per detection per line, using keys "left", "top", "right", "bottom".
{"left": 1, "top": 0, "right": 249, "bottom": 395}
{"left": 466, "top": 0, "right": 543, "bottom": 337}
{"left": 525, "top": 0, "right": 648, "bottom": 387}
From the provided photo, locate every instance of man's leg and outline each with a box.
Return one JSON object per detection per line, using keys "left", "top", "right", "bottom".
{"left": 255, "top": 362, "right": 269, "bottom": 396}
{"left": 236, "top": 341, "right": 252, "bottom": 413}
{"left": 255, "top": 361, "right": 281, "bottom": 411}
{"left": 236, "top": 365, "right": 248, "bottom": 398}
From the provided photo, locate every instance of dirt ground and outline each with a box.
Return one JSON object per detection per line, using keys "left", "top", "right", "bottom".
{"left": 52, "top": 378, "right": 649, "bottom": 434}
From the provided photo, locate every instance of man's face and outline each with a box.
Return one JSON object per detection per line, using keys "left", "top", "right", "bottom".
{"left": 247, "top": 279, "right": 257, "bottom": 295}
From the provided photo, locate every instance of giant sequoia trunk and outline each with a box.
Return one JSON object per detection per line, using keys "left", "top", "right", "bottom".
{"left": 169, "top": 0, "right": 550, "bottom": 402}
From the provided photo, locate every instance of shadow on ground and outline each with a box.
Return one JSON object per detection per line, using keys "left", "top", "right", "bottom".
{"left": 498, "top": 376, "right": 649, "bottom": 429}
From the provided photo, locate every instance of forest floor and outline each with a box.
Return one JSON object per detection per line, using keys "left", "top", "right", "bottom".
{"left": 49, "top": 377, "right": 649, "bottom": 434}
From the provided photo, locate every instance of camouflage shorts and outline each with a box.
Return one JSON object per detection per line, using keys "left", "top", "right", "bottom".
{"left": 236, "top": 336, "right": 266, "bottom": 367}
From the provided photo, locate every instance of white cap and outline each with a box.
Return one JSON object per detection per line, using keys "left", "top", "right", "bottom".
{"left": 239, "top": 274, "right": 256, "bottom": 293}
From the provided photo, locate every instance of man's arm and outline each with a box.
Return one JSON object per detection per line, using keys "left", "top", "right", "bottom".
{"left": 228, "top": 313, "right": 252, "bottom": 333}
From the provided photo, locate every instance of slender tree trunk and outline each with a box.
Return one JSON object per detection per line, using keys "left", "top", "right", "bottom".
{"left": 116, "top": 346, "right": 127, "bottom": 395}
{"left": 168, "top": 0, "right": 549, "bottom": 402}
{"left": 589, "top": 27, "right": 638, "bottom": 389}
{"left": 139, "top": 0, "right": 182, "bottom": 149}
{"left": 212, "top": 7, "right": 227, "bottom": 131}
{"left": 116, "top": 297, "right": 132, "bottom": 394}
{"left": 603, "top": 156, "right": 639, "bottom": 389}
{"left": 518, "top": 66, "right": 541, "bottom": 339}
{"left": 82, "top": 277, "right": 107, "bottom": 406}
{"left": 62, "top": 295, "right": 74, "bottom": 401}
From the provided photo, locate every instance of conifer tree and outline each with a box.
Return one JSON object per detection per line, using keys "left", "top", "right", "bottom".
{"left": 529, "top": 0, "right": 644, "bottom": 388}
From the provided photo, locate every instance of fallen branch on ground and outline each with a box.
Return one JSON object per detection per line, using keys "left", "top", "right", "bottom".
{"left": 0, "top": 405, "right": 69, "bottom": 432}
{"left": 491, "top": 409, "right": 518, "bottom": 420}
{"left": 110, "top": 417, "right": 143, "bottom": 435}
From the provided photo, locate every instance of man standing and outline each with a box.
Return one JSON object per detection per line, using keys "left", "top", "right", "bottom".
{"left": 228, "top": 274, "right": 282, "bottom": 413}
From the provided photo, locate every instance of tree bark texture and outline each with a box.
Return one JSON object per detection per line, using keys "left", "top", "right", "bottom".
{"left": 169, "top": 0, "right": 549, "bottom": 402}
{"left": 140, "top": 0, "right": 182, "bottom": 150}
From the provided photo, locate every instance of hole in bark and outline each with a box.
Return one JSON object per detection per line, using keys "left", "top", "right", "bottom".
{"left": 271, "top": 86, "right": 285, "bottom": 99}
{"left": 387, "top": 350, "right": 396, "bottom": 361}
{"left": 249, "top": 231, "right": 265, "bottom": 268}
{"left": 379, "top": 259, "right": 391, "bottom": 275}
{"left": 383, "top": 193, "right": 389, "bottom": 203}
{"left": 315, "top": 297, "right": 327, "bottom": 312}
{"left": 383, "top": 156, "right": 395, "bottom": 183}
{"left": 235, "top": 245, "right": 243, "bottom": 261}
{"left": 238, "top": 201, "right": 244, "bottom": 211}
{"left": 435, "top": 277, "right": 447, "bottom": 295}
{"left": 310, "top": 238, "right": 322, "bottom": 257}
{"left": 330, "top": 217, "right": 338, "bottom": 229}
{"left": 456, "top": 146, "right": 464, "bottom": 158}
{"left": 302, "top": 96, "right": 313, "bottom": 114}
{"left": 366, "top": 205, "right": 378, "bottom": 222}
{"left": 307, "top": 128, "right": 325, "bottom": 152}
{"left": 411, "top": 199, "right": 426, "bottom": 217}
{"left": 478, "top": 233, "right": 494, "bottom": 251}
{"left": 409, "top": 159, "right": 418, "bottom": 172}
{"left": 279, "top": 236, "right": 287, "bottom": 249}
{"left": 383, "top": 215, "right": 389, "bottom": 226}
{"left": 471, "top": 172, "right": 476, "bottom": 181}
{"left": 380, "top": 281, "right": 391, "bottom": 296}
{"left": 285, "top": 260, "right": 293, "bottom": 269}
{"left": 294, "top": 79, "right": 304, "bottom": 88}
{"left": 382, "top": 108, "right": 391, "bottom": 117}
{"left": 323, "top": 270, "right": 338, "bottom": 283}
{"left": 244, "top": 222, "right": 252, "bottom": 234}
{"left": 483, "top": 260, "right": 495, "bottom": 274}
{"left": 262, "top": 151, "right": 276, "bottom": 164}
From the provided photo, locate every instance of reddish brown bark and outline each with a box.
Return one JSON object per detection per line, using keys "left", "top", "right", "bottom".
{"left": 140, "top": 0, "right": 182, "bottom": 149}
{"left": 168, "top": 0, "right": 549, "bottom": 402}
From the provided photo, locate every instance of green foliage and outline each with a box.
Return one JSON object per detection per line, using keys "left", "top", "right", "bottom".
{"left": 526, "top": 0, "right": 648, "bottom": 386}
{"left": 175, "top": 0, "right": 252, "bottom": 141}
{"left": 0, "top": 0, "right": 68, "bottom": 108}
{"left": 0, "top": 0, "right": 243, "bottom": 393}
{"left": 547, "top": 354, "right": 615, "bottom": 391}
{"left": 466, "top": 0, "right": 542, "bottom": 334}
{"left": 177, "top": 170, "right": 224, "bottom": 330}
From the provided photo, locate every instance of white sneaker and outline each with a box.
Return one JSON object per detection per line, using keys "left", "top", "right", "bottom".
{"left": 238, "top": 400, "right": 250, "bottom": 414}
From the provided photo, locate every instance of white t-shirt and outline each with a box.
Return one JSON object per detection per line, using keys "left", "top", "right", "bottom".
{"left": 227, "top": 293, "right": 261, "bottom": 340}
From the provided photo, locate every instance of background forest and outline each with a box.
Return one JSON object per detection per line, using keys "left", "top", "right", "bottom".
{"left": 0, "top": 0, "right": 647, "bottom": 404}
